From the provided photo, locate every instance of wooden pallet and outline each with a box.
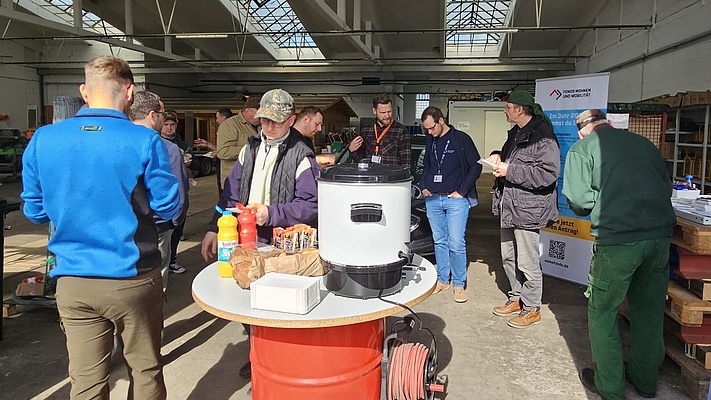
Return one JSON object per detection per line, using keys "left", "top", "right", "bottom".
{"left": 2, "top": 296, "right": 57, "bottom": 318}
{"left": 684, "top": 344, "right": 711, "bottom": 370}
{"left": 665, "top": 332, "right": 711, "bottom": 400}
{"left": 2, "top": 301, "right": 17, "bottom": 317}
{"left": 673, "top": 219, "right": 711, "bottom": 255}
{"left": 619, "top": 307, "right": 711, "bottom": 399}
{"left": 677, "top": 278, "right": 711, "bottom": 301}
{"left": 667, "top": 281, "right": 711, "bottom": 326}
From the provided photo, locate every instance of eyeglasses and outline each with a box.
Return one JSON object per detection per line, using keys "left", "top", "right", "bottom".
{"left": 422, "top": 124, "right": 437, "bottom": 132}
{"left": 260, "top": 117, "right": 290, "bottom": 127}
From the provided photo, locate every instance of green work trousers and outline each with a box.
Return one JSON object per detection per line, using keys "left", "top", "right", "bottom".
{"left": 585, "top": 237, "right": 669, "bottom": 400}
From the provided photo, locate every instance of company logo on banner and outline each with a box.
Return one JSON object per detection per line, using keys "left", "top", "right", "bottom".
{"left": 535, "top": 73, "right": 610, "bottom": 285}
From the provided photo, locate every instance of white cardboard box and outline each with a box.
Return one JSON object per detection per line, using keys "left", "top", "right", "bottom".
{"left": 672, "top": 188, "right": 701, "bottom": 199}
{"left": 250, "top": 273, "right": 322, "bottom": 314}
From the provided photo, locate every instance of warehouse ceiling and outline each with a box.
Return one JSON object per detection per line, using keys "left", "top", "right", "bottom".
{"left": 0, "top": 0, "right": 651, "bottom": 97}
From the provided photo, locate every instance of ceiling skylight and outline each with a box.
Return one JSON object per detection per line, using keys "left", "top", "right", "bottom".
{"left": 446, "top": 0, "right": 512, "bottom": 54}
{"left": 233, "top": 0, "right": 317, "bottom": 49}
{"left": 24, "top": 0, "right": 128, "bottom": 38}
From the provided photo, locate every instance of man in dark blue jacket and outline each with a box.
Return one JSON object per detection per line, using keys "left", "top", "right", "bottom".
{"left": 21, "top": 55, "right": 179, "bottom": 399}
{"left": 419, "top": 106, "right": 482, "bottom": 303}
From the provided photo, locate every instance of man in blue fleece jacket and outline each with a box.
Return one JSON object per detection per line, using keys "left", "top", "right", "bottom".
{"left": 21, "top": 56, "right": 179, "bottom": 400}
{"left": 419, "top": 106, "right": 482, "bottom": 304}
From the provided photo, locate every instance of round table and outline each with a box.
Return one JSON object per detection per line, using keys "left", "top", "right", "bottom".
{"left": 192, "top": 254, "right": 436, "bottom": 400}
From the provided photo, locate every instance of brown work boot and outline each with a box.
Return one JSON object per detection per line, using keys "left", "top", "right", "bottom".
{"left": 507, "top": 307, "right": 541, "bottom": 328}
{"left": 492, "top": 297, "right": 521, "bottom": 316}
{"left": 432, "top": 281, "right": 451, "bottom": 294}
{"left": 453, "top": 287, "right": 467, "bottom": 303}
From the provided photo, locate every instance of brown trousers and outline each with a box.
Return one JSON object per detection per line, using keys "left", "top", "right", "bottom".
{"left": 56, "top": 267, "right": 166, "bottom": 400}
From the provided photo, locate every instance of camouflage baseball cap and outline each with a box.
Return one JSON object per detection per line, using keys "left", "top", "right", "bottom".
{"left": 254, "top": 89, "right": 294, "bottom": 123}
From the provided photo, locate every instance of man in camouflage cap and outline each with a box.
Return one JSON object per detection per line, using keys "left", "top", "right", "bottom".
{"left": 202, "top": 87, "right": 318, "bottom": 246}
{"left": 200, "top": 88, "right": 319, "bottom": 388}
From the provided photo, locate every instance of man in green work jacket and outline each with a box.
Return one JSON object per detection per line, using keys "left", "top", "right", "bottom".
{"left": 563, "top": 109, "right": 676, "bottom": 400}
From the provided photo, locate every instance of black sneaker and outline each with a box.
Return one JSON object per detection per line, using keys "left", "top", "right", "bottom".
{"left": 579, "top": 368, "right": 602, "bottom": 396}
{"left": 169, "top": 263, "right": 186, "bottom": 274}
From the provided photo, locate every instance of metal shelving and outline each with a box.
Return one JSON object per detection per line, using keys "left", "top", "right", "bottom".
{"left": 669, "top": 105, "right": 711, "bottom": 193}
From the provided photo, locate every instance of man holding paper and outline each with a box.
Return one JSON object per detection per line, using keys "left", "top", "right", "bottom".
{"left": 487, "top": 91, "right": 560, "bottom": 329}
{"left": 419, "top": 106, "right": 482, "bottom": 303}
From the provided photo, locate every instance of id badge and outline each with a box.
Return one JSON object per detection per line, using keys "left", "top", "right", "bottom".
{"left": 433, "top": 175, "right": 443, "bottom": 182}
{"left": 371, "top": 155, "right": 382, "bottom": 163}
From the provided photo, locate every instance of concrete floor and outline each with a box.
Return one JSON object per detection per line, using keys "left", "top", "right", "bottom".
{"left": 0, "top": 173, "right": 693, "bottom": 399}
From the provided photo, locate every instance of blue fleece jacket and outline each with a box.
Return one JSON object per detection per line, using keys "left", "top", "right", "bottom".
{"left": 21, "top": 108, "right": 180, "bottom": 278}
{"left": 420, "top": 125, "right": 482, "bottom": 207}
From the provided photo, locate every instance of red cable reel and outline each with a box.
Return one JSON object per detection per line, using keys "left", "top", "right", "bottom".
{"left": 382, "top": 315, "right": 446, "bottom": 400}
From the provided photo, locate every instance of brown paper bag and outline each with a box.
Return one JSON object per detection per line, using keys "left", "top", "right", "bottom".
{"left": 263, "top": 247, "right": 328, "bottom": 276}
{"left": 229, "top": 247, "right": 277, "bottom": 289}
{"left": 229, "top": 247, "right": 327, "bottom": 289}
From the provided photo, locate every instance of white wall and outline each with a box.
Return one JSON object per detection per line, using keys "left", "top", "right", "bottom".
{"left": 574, "top": 0, "right": 711, "bottom": 102}
{"left": 38, "top": 41, "right": 145, "bottom": 106}
{"left": 0, "top": 42, "right": 41, "bottom": 130}
{"left": 447, "top": 101, "right": 512, "bottom": 158}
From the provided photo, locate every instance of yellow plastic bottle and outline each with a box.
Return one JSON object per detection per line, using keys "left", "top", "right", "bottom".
{"left": 217, "top": 210, "right": 239, "bottom": 278}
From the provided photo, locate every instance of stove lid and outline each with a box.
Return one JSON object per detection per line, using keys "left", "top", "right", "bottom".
{"left": 318, "top": 162, "right": 412, "bottom": 183}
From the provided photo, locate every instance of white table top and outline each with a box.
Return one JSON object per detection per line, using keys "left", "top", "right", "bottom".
{"left": 192, "top": 254, "right": 436, "bottom": 328}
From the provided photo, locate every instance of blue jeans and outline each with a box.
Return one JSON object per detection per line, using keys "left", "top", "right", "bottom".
{"left": 425, "top": 194, "right": 470, "bottom": 287}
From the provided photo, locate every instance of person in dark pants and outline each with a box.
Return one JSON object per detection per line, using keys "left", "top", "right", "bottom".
{"left": 418, "top": 106, "right": 481, "bottom": 303}
{"left": 194, "top": 108, "right": 233, "bottom": 196}
{"left": 563, "top": 109, "right": 676, "bottom": 400}
{"left": 130, "top": 91, "right": 189, "bottom": 294}
{"left": 160, "top": 111, "right": 198, "bottom": 274}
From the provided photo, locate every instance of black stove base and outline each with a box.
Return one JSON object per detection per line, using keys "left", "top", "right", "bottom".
{"left": 323, "top": 258, "right": 406, "bottom": 299}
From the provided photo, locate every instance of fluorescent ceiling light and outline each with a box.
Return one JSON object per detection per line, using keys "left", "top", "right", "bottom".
{"left": 457, "top": 28, "right": 519, "bottom": 34}
{"left": 175, "top": 34, "right": 229, "bottom": 39}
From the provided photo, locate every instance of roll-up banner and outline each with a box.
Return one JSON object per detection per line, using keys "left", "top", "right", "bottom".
{"left": 535, "top": 73, "right": 610, "bottom": 285}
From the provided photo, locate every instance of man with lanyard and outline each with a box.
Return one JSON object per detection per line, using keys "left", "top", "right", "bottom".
{"left": 349, "top": 94, "right": 410, "bottom": 168}
{"left": 419, "top": 106, "right": 482, "bottom": 303}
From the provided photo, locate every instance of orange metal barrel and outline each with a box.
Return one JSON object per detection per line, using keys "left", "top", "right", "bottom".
{"left": 251, "top": 319, "right": 384, "bottom": 400}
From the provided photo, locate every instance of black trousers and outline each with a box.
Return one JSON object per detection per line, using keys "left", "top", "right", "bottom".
{"left": 169, "top": 220, "right": 185, "bottom": 265}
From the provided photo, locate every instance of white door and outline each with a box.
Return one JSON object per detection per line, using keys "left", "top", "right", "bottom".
{"left": 484, "top": 110, "right": 513, "bottom": 157}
